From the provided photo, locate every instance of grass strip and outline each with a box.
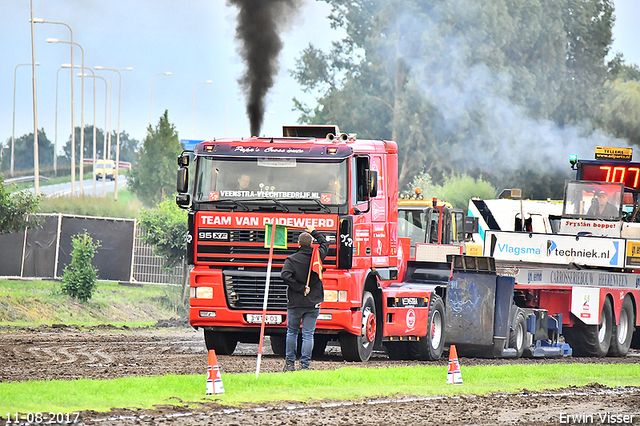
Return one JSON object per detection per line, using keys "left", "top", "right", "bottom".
{"left": 0, "top": 279, "right": 182, "bottom": 326}
{"left": 1, "top": 363, "right": 639, "bottom": 413}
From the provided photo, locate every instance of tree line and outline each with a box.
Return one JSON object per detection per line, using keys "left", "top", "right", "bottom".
{"left": 292, "top": 0, "right": 640, "bottom": 199}
{"left": 0, "top": 126, "right": 139, "bottom": 176}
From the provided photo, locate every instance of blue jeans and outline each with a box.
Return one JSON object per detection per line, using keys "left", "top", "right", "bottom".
{"left": 285, "top": 306, "right": 319, "bottom": 367}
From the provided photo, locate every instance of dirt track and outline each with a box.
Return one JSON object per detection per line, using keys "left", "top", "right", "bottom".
{"left": 1, "top": 324, "right": 639, "bottom": 425}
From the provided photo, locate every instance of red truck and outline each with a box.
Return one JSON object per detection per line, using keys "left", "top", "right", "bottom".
{"left": 176, "top": 125, "right": 537, "bottom": 362}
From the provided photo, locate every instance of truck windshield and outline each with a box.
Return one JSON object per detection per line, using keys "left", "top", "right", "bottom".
{"left": 562, "top": 181, "right": 624, "bottom": 220}
{"left": 193, "top": 157, "right": 348, "bottom": 205}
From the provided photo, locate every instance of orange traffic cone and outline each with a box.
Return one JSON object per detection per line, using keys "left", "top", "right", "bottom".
{"left": 206, "top": 349, "right": 225, "bottom": 395}
{"left": 446, "top": 345, "right": 463, "bottom": 385}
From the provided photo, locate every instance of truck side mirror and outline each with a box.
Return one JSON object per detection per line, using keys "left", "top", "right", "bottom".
{"left": 367, "top": 170, "right": 378, "bottom": 198}
{"left": 177, "top": 153, "right": 190, "bottom": 167}
{"left": 177, "top": 167, "right": 188, "bottom": 193}
{"left": 176, "top": 193, "right": 190, "bottom": 208}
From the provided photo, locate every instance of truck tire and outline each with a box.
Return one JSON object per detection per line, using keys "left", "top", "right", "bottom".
{"left": 564, "top": 298, "right": 613, "bottom": 357}
{"left": 508, "top": 310, "right": 527, "bottom": 359}
{"left": 609, "top": 296, "right": 635, "bottom": 357}
{"left": 409, "top": 295, "right": 445, "bottom": 361}
{"left": 339, "top": 291, "right": 377, "bottom": 362}
{"left": 204, "top": 330, "right": 238, "bottom": 355}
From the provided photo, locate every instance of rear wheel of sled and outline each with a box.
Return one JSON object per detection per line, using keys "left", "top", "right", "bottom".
{"left": 508, "top": 309, "right": 527, "bottom": 359}
{"left": 340, "top": 291, "right": 377, "bottom": 362}
{"left": 204, "top": 330, "right": 238, "bottom": 355}
{"left": 409, "top": 295, "right": 445, "bottom": 361}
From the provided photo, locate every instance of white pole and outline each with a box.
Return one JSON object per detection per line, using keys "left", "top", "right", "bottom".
{"left": 37, "top": 19, "right": 74, "bottom": 194}
{"left": 11, "top": 63, "right": 34, "bottom": 177}
{"left": 256, "top": 223, "right": 277, "bottom": 378}
{"left": 29, "top": 0, "right": 39, "bottom": 196}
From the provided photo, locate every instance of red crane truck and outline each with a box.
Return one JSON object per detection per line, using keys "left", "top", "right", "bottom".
{"left": 476, "top": 147, "right": 640, "bottom": 357}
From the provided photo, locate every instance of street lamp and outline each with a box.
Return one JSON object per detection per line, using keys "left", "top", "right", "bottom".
{"left": 48, "top": 38, "right": 85, "bottom": 196}
{"left": 95, "top": 66, "right": 132, "bottom": 201}
{"left": 11, "top": 62, "right": 39, "bottom": 177}
{"left": 29, "top": 5, "right": 39, "bottom": 195}
{"left": 95, "top": 67, "right": 132, "bottom": 163}
{"left": 149, "top": 72, "right": 171, "bottom": 125}
{"left": 54, "top": 64, "right": 70, "bottom": 176}
{"left": 191, "top": 80, "right": 213, "bottom": 138}
{"left": 34, "top": 18, "right": 75, "bottom": 194}
{"left": 77, "top": 68, "right": 107, "bottom": 197}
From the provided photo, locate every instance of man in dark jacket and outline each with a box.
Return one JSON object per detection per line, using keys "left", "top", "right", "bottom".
{"left": 280, "top": 225, "right": 329, "bottom": 371}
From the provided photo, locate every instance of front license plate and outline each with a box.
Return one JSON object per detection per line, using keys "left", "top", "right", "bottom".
{"left": 246, "top": 314, "right": 283, "bottom": 324}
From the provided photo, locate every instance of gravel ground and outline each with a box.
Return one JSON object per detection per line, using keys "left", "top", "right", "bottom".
{"left": 1, "top": 324, "right": 639, "bottom": 425}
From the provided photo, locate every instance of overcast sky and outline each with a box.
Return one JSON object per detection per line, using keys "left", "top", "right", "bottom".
{"left": 1, "top": 0, "right": 639, "bottom": 155}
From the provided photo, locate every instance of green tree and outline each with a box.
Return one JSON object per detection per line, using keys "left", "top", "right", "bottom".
{"left": 293, "top": 0, "right": 615, "bottom": 194}
{"left": 127, "top": 111, "right": 182, "bottom": 207}
{"left": 139, "top": 198, "right": 189, "bottom": 304}
{"left": 61, "top": 230, "right": 100, "bottom": 302}
{"left": 139, "top": 199, "right": 188, "bottom": 269}
{"left": 112, "top": 131, "right": 140, "bottom": 165}
{"left": 607, "top": 52, "right": 640, "bottom": 82}
{"left": 0, "top": 175, "right": 42, "bottom": 234}
{"left": 61, "top": 126, "right": 139, "bottom": 166}
{"left": 62, "top": 125, "right": 105, "bottom": 164}
{"left": 403, "top": 171, "right": 496, "bottom": 209}
{"left": 601, "top": 79, "right": 640, "bottom": 146}
{"left": 1, "top": 129, "right": 54, "bottom": 174}
{"left": 552, "top": 0, "right": 615, "bottom": 125}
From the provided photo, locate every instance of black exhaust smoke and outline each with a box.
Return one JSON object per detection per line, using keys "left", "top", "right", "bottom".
{"left": 228, "top": 0, "right": 300, "bottom": 136}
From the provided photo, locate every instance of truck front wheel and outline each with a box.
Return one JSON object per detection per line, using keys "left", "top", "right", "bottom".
{"left": 340, "top": 291, "right": 377, "bottom": 362}
{"left": 609, "top": 296, "right": 635, "bottom": 357}
{"left": 204, "top": 330, "right": 238, "bottom": 355}
{"left": 409, "top": 295, "right": 445, "bottom": 361}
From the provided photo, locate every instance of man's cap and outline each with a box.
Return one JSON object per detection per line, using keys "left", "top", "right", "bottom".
{"left": 597, "top": 190, "right": 607, "bottom": 195}
{"left": 298, "top": 232, "right": 313, "bottom": 246}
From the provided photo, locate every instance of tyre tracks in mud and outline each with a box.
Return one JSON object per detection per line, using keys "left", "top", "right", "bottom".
{"left": 65, "top": 385, "right": 640, "bottom": 425}
{"left": 1, "top": 325, "right": 639, "bottom": 383}
{"left": 2, "top": 326, "right": 640, "bottom": 425}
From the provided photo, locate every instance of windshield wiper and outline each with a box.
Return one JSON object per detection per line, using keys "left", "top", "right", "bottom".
{"left": 292, "top": 198, "right": 331, "bottom": 213}
{"left": 213, "top": 199, "right": 250, "bottom": 211}
{"left": 269, "top": 198, "right": 290, "bottom": 212}
{"left": 254, "top": 198, "right": 290, "bottom": 212}
{"left": 220, "top": 198, "right": 290, "bottom": 212}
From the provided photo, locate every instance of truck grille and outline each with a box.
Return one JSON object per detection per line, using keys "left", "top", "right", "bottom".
{"left": 196, "top": 228, "right": 337, "bottom": 267}
{"left": 224, "top": 271, "right": 288, "bottom": 310}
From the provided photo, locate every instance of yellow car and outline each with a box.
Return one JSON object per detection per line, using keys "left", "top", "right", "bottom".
{"left": 95, "top": 159, "right": 115, "bottom": 181}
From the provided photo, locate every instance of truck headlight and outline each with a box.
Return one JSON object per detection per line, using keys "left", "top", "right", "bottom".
{"left": 324, "top": 290, "right": 347, "bottom": 302}
{"left": 190, "top": 286, "right": 213, "bottom": 299}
